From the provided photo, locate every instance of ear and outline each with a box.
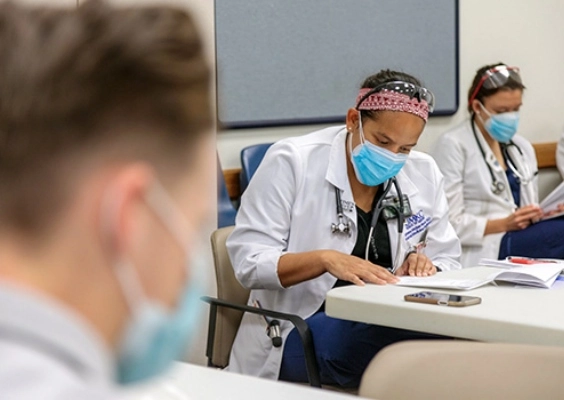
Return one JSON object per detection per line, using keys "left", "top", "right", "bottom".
{"left": 345, "top": 108, "right": 360, "bottom": 131}
{"left": 98, "top": 163, "right": 156, "bottom": 257}
{"left": 470, "top": 99, "right": 483, "bottom": 115}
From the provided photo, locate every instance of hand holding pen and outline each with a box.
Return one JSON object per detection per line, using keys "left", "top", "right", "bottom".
{"left": 394, "top": 229, "right": 435, "bottom": 277}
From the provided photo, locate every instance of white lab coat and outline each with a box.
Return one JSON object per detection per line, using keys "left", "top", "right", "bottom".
{"left": 431, "top": 119, "right": 539, "bottom": 268}
{"left": 226, "top": 125, "right": 461, "bottom": 380}
{"left": 0, "top": 283, "right": 124, "bottom": 399}
{"left": 557, "top": 128, "right": 564, "bottom": 178}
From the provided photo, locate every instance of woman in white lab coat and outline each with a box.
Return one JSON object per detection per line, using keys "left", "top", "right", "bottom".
{"left": 432, "top": 63, "right": 564, "bottom": 268}
{"left": 227, "top": 70, "right": 461, "bottom": 388}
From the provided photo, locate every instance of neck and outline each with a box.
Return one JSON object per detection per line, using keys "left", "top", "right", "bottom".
{"left": 0, "top": 230, "right": 128, "bottom": 351}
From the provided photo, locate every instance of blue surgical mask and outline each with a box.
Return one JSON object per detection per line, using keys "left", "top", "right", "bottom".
{"left": 349, "top": 114, "right": 408, "bottom": 186}
{"left": 113, "top": 183, "right": 205, "bottom": 385}
{"left": 479, "top": 102, "right": 520, "bottom": 143}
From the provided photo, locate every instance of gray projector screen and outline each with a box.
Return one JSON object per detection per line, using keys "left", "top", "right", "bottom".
{"left": 216, "top": 0, "right": 459, "bottom": 128}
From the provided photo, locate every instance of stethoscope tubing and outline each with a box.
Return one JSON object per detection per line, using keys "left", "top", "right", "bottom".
{"left": 470, "top": 117, "right": 533, "bottom": 195}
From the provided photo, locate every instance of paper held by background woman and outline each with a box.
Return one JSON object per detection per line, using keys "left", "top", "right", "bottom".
{"left": 539, "top": 181, "right": 564, "bottom": 220}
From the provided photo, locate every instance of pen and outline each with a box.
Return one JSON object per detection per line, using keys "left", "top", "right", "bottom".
{"left": 415, "top": 229, "right": 429, "bottom": 254}
{"left": 506, "top": 256, "right": 558, "bottom": 265}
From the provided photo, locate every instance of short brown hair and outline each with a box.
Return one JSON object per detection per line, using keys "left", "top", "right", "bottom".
{"left": 0, "top": 0, "right": 212, "bottom": 234}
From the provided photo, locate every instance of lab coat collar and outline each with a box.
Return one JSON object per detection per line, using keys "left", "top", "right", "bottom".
{"left": 0, "top": 282, "right": 115, "bottom": 386}
{"left": 325, "top": 126, "right": 351, "bottom": 193}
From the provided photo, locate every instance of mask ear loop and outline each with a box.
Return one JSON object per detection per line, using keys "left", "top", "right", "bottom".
{"left": 99, "top": 186, "right": 147, "bottom": 312}
{"left": 145, "top": 182, "right": 192, "bottom": 247}
{"left": 474, "top": 102, "right": 491, "bottom": 132}
{"left": 357, "top": 111, "right": 367, "bottom": 145}
{"left": 145, "top": 182, "right": 197, "bottom": 286}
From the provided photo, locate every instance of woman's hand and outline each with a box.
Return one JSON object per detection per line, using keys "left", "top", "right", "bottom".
{"left": 394, "top": 253, "right": 436, "bottom": 277}
{"left": 320, "top": 250, "right": 398, "bottom": 286}
{"left": 543, "top": 203, "right": 564, "bottom": 219}
{"left": 504, "top": 205, "right": 543, "bottom": 231}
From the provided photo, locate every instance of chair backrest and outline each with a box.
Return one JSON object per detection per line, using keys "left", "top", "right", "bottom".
{"left": 359, "top": 340, "right": 564, "bottom": 400}
{"left": 209, "top": 226, "right": 249, "bottom": 367}
{"left": 217, "top": 156, "right": 237, "bottom": 228}
{"left": 239, "top": 143, "right": 273, "bottom": 194}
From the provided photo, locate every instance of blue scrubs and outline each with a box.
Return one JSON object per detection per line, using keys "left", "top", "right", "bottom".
{"left": 498, "top": 166, "right": 564, "bottom": 259}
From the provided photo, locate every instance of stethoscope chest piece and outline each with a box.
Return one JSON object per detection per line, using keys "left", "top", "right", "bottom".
{"left": 331, "top": 219, "right": 350, "bottom": 234}
{"left": 491, "top": 180, "right": 506, "bottom": 195}
{"left": 332, "top": 188, "right": 351, "bottom": 235}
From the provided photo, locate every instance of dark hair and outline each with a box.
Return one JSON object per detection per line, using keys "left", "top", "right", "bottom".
{"left": 0, "top": 0, "right": 211, "bottom": 234}
{"left": 467, "top": 62, "right": 525, "bottom": 112}
{"left": 358, "top": 69, "right": 423, "bottom": 121}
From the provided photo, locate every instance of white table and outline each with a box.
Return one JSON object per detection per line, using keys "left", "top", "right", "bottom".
{"left": 123, "top": 362, "right": 364, "bottom": 400}
{"left": 326, "top": 266, "right": 564, "bottom": 347}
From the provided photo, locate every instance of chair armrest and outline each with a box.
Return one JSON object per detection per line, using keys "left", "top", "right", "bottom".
{"left": 201, "top": 296, "right": 321, "bottom": 387}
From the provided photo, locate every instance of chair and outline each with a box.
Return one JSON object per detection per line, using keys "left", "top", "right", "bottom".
{"left": 239, "top": 143, "right": 273, "bottom": 194}
{"left": 201, "top": 226, "right": 321, "bottom": 387}
{"left": 217, "top": 157, "right": 237, "bottom": 228}
{"left": 359, "top": 340, "right": 564, "bottom": 400}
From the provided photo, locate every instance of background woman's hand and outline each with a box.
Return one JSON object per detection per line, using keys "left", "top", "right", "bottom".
{"left": 505, "top": 205, "right": 543, "bottom": 231}
{"left": 320, "top": 250, "right": 398, "bottom": 286}
{"left": 394, "top": 253, "right": 436, "bottom": 277}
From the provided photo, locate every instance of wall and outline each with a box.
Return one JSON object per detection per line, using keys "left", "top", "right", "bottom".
{"left": 216, "top": 0, "right": 564, "bottom": 168}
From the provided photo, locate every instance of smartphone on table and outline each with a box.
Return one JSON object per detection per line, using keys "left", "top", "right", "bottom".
{"left": 404, "top": 291, "right": 481, "bottom": 307}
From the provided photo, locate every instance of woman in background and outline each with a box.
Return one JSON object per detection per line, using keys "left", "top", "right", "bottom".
{"left": 432, "top": 63, "right": 564, "bottom": 267}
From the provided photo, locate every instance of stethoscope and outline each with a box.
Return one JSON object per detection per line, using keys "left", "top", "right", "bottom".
{"left": 332, "top": 177, "right": 410, "bottom": 269}
{"left": 470, "top": 116, "right": 533, "bottom": 196}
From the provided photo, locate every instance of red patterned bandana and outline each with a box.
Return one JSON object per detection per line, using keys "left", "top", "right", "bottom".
{"left": 356, "top": 88, "right": 429, "bottom": 121}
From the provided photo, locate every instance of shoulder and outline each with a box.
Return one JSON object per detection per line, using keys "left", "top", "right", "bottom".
{"left": 512, "top": 134, "right": 533, "bottom": 150}
{"left": 0, "top": 341, "right": 116, "bottom": 400}
{"left": 273, "top": 125, "right": 343, "bottom": 152}
{"left": 511, "top": 134, "right": 536, "bottom": 162}
{"left": 266, "top": 125, "right": 344, "bottom": 166}
{"left": 430, "top": 120, "right": 474, "bottom": 166}
{"left": 435, "top": 119, "right": 473, "bottom": 147}
{"left": 404, "top": 150, "right": 441, "bottom": 176}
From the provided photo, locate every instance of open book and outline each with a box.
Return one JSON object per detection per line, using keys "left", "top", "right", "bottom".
{"left": 478, "top": 257, "right": 564, "bottom": 269}
{"left": 540, "top": 181, "right": 564, "bottom": 221}
{"left": 397, "top": 264, "right": 564, "bottom": 290}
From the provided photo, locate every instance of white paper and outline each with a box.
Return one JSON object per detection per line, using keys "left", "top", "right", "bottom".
{"left": 396, "top": 277, "right": 492, "bottom": 291}
{"left": 540, "top": 180, "right": 564, "bottom": 213}
{"left": 491, "top": 264, "right": 563, "bottom": 288}
{"left": 478, "top": 258, "right": 515, "bottom": 269}
{"left": 397, "top": 264, "right": 564, "bottom": 290}
{"left": 479, "top": 257, "right": 564, "bottom": 269}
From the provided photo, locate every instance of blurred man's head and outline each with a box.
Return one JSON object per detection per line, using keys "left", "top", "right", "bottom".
{"left": 0, "top": 0, "right": 213, "bottom": 383}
